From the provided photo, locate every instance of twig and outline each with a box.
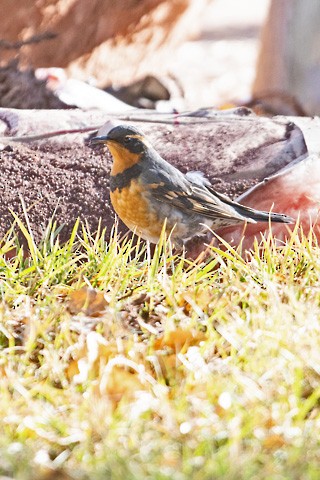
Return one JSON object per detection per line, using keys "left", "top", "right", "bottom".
{"left": 0, "top": 126, "right": 100, "bottom": 144}
{"left": 0, "top": 32, "right": 57, "bottom": 51}
{"left": 0, "top": 108, "right": 256, "bottom": 144}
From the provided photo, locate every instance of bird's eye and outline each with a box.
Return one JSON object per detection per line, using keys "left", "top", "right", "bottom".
{"left": 124, "top": 137, "right": 132, "bottom": 145}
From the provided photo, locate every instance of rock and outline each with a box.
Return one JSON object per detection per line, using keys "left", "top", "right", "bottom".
{"left": 217, "top": 153, "right": 320, "bottom": 251}
{"left": 253, "top": 0, "right": 320, "bottom": 116}
{"left": 35, "top": 69, "right": 135, "bottom": 112}
{"left": 0, "top": 107, "right": 309, "bottom": 250}
{"left": 105, "top": 75, "right": 171, "bottom": 109}
{"left": 216, "top": 116, "right": 320, "bottom": 249}
{"left": 0, "top": 0, "right": 208, "bottom": 86}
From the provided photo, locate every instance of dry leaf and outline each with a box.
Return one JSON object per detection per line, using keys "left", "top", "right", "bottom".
{"left": 263, "top": 434, "right": 286, "bottom": 450}
{"left": 68, "top": 286, "right": 108, "bottom": 317}
{"left": 66, "top": 332, "right": 116, "bottom": 382}
{"left": 102, "top": 366, "right": 145, "bottom": 403}
{"left": 98, "top": 355, "right": 160, "bottom": 405}
{"left": 65, "top": 359, "right": 80, "bottom": 381}
{"left": 152, "top": 329, "right": 206, "bottom": 381}
{"left": 154, "top": 328, "right": 206, "bottom": 353}
{"left": 264, "top": 417, "right": 276, "bottom": 429}
{"left": 35, "top": 467, "right": 74, "bottom": 480}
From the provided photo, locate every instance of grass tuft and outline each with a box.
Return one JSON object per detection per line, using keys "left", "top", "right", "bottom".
{"left": 0, "top": 217, "right": 319, "bottom": 479}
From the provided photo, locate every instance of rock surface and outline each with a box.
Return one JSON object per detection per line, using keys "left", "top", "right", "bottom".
{"left": 0, "top": 0, "right": 207, "bottom": 86}
{"left": 0, "top": 107, "right": 309, "bottom": 248}
{"left": 253, "top": 0, "right": 320, "bottom": 115}
{"left": 218, "top": 153, "right": 320, "bottom": 250}
{"left": 217, "top": 116, "right": 320, "bottom": 248}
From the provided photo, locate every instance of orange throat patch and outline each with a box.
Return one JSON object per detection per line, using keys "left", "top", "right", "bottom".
{"left": 107, "top": 141, "right": 141, "bottom": 175}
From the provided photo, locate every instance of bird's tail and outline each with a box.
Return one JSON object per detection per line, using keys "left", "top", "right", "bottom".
{"left": 234, "top": 204, "right": 293, "bottom": 224}
{"left": 212, "top": 188, "right": 294, "bottom": 224}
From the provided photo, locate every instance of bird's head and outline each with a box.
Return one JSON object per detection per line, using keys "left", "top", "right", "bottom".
{"left": 91, "top": 125, "right": 153, "bottom": 174}
{"left": 91, "top": 125, "right": 152, "bottom": 175}
{"left": 91, "top": 125, "right": 151, "bottom": 155}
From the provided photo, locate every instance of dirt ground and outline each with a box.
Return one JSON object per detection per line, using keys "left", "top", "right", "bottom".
{"left": 1, "top": 141, "right": 112, "bottom": 244}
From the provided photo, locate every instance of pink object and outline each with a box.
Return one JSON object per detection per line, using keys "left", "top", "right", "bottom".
{"left": 216, "top": 154, "right": 320, "bottom": 250}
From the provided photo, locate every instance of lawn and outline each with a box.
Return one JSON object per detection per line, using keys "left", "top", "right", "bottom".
{"left": 0, "top": 216, "right": 319, "bottom": 479}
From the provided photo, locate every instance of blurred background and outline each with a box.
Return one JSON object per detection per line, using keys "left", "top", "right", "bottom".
{"left": 1, "top": 0, "right": 319, "bottom": 115}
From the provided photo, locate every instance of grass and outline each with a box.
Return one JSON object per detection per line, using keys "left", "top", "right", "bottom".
{"left": 0, "top": 217, "right": 320, "bottom": 479}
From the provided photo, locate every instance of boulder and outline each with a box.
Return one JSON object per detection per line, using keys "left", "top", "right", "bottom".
{"left": 217, "top": 116, "right": 320, "bottom": 249}
{"left": 0, "top": 0, "right": 207, "bottom": 86}
{"left": 253, "top": 0, "right": 320, "bottom": 115}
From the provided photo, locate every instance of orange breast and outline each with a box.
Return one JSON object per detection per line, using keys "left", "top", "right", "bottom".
{"left": 110, "top": 180, "right": 166, "bottom": 242}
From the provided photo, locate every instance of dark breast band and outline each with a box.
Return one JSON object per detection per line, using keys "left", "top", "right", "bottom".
{"left": 109, "top": 163, "right": 143, "bottom": 192}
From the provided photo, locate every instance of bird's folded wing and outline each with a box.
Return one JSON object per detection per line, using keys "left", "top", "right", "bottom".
{"left": 152, "top": 182, "right": 244, "bottom": 221}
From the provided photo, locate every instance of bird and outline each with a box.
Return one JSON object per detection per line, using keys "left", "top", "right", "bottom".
{"left": 91, "top": 125, "right": 293, "bottom": 247}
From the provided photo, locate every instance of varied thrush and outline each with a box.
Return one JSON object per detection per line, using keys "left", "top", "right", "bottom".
{"left": 91, "top": 125, "right": 293, "bottom": 247}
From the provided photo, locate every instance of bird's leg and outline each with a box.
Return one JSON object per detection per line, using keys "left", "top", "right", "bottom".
{"left": 183, "top": 234, "right": 216, "bottom": 262}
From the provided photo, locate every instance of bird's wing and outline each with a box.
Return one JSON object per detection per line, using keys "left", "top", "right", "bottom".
{"left": 156, "top": 184, "right": 247, "bottom": 221}
{"left": 144, "top": 165, "right": 247, "bottom": 222}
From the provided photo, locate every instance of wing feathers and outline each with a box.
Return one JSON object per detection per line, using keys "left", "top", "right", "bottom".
{"left": 152, "top": 182, "right": 249, "bottom": 222}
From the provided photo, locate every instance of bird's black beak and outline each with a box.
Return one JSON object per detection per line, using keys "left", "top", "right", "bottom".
{"left": 90, "top": 135, "right": 109, "bottom": 145}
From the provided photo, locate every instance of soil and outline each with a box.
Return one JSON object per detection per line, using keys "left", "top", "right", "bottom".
{"left": 1, "top": 142, "right": 113, "bottom": 244}
{"left": 0, "top": 61, "right": 69, "bottom": 109}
